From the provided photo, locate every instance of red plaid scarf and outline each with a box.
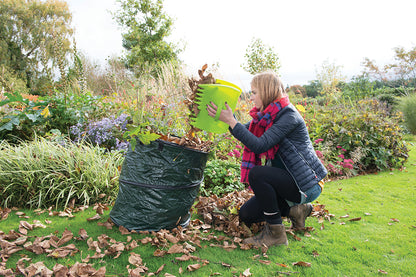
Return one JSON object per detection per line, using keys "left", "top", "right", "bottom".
{"left": 240, "top": 96, "right": 290, "bottom": 183}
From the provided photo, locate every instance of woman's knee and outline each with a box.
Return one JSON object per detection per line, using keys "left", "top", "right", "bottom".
{"left": 248, "top": 166, "right": 264, "bottom": 185}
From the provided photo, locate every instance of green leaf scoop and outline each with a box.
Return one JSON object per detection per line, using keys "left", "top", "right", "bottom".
{"left": 191, "top": 79, "right": 242, "bottom": 134}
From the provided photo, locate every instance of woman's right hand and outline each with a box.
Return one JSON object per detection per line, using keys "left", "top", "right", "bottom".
{"left": 207, "top": 102, "right": 237, "bottom": 129}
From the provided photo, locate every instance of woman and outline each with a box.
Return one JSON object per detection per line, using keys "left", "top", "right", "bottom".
{"left": 206, "top": 71, "right": 327, "bottom": 247}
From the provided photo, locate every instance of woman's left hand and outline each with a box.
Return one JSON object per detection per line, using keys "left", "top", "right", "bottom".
{"left": 206, "top": 102, "right": 237, "bottom": 129}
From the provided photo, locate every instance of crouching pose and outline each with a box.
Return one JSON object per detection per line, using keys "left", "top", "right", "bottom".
{"left": 207, "top": 71, "right": 327, "bottom": 247}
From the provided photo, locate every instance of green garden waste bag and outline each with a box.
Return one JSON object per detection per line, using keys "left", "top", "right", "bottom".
{"left": 110, "top": 139, "right": 209, "bottom": 231}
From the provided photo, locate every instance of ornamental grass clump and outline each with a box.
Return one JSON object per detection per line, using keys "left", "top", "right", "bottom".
{"left": 0, "top": 137, "right": 124, "bottom": 209}
{"left": 399, "top": 92, "right": 416, "bottom": 134}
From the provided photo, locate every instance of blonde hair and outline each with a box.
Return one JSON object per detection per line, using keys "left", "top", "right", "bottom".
{"left": 251, "top": 71, "right": 286, "bottom": 110}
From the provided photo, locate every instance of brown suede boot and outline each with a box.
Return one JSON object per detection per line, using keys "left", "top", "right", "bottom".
{"left": 242, "top": 223, "right": 288, "bottom": 248}
{"left": 288, "top": 203, "right": 313, "bottom": 230}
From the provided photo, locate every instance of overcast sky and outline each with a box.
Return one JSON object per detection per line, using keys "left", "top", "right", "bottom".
{"left": 66, "top": 0, "right": 416, "bottom": 91}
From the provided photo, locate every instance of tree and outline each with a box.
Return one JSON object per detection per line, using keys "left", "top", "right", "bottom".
{"left": 241, "top": 38, "right": 281, "bottom": 75}
{"left": 113, "top": 0, "right": 181, "bottom": 76}
{"left": 362, "top": 46, "right": 416, "bottom": 88}
{"left": 315, "top": 59, "right": 346, "bottom": 97}
{"left": 0, "top": 0, "right": 74, "bottom": 93}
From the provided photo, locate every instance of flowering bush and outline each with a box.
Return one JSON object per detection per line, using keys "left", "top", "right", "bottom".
{"left": 70, "top": 114, "right": 130, "bottom": 151}
{"left": 303, "top": 98, "right": 408, "bottom": 175}
{"left": 314, "top": 139, "right": 357, "bottom": 178}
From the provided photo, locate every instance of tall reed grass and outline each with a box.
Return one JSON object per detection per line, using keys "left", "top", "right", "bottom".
{"left": 400, "top": 92, "right": 416, "bottom": 134}
{"left": 0, "top": 138, "right": 124, "bottom": 209}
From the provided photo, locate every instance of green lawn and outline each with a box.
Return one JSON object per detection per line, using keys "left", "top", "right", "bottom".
{"left": 1, "top": 136, "right": 415, "bottom": 276}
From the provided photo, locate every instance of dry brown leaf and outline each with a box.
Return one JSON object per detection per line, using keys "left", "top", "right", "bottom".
{"left": 348, "top": 217, "right": 362, "bottom": 222}
{"left": 168, "top": 244, "right": 184, "bottom": 254}
{"left": 259, "top": 260, "right": 271, "bottom": 265}
{"left": 378, "top": 269, "right": 388, "bottom": 274}
{"left": 97, "top": 220, "right": 113, "bottom": 229}
{"left": 47, "top": 244, "right": 77, "bottom": 258}
{"left": 128, "top": 252, "right": 143, "bottom": 266}
{"left": 69, "top": 262, "right": 106, "bottom": 277}
{"left": 293, "top": 261, "right": 312, "bottom": 267}
{"left": 154, "top": 264, "right": 166, "bottom": 275}
{"left": 57, "top": 228, "right": 73, "bottom": 247}
{"left": 119, "top": 225, "right": 131, "bottom": 235}
{"left": 78, "top": 228, "right": 88, "bottom": 240}
{"left": 0, "top": 207, "right": 11, "bottom": 221}
{"left": 276, "top": 263, "right": 288, "bottom": 267}
{"left": 87, "top": 214, "right": 101, "bottom": 221}
{"left": 25, "top": 261, "right": 53, "bottom": 277}
{"left": 153, "top": 249, "right": 167, "bottom": 257}
{"left": 187, "top": 263, "right": 201, "bottom": 272}
{"left": 242, "top": 268, "right": 252, "bottom": 276}
{"left": 52, "top": 264, "right": 68, "bottom": 277}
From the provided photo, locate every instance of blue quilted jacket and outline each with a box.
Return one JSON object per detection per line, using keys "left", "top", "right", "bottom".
{"left": 230, "top": 103, "right": 327, "bottom": 192}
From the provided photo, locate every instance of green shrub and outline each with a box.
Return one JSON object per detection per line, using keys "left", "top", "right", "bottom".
{"left": 0, "top": 90, "right": 114, "bottom": 143}
{"left": 201, "top": 159, "right": 245, "bottom": 197}
{"left": 304, "top": 98, "right": 408, "bottom": 175}
{"left": 0, "top": 137, "right": 124, "bottom": 208}
{"left": 399, "top": 93, "right": 416, "bottom": 134}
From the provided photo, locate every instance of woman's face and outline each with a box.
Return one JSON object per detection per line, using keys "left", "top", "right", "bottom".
{"left": 250, "top": 85, "right": 263, "bottom": 110}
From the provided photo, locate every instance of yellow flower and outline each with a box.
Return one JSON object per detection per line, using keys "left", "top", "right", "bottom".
{"left": 41, "top": 106, "right": 51, "bottom": 118}
{"left": 295, "top": 104, "right": 306, "bottom": 113}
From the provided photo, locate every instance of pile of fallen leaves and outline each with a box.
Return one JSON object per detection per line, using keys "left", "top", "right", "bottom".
{"left": 1, "top": 192, "right": 334, "bottom": 276}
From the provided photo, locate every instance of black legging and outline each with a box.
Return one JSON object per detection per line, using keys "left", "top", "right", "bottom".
{"left": 239, "top": 165, "right": 301, "bottom": 225}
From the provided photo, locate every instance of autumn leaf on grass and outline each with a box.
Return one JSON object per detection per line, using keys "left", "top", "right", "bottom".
{"left": 25, "top": 261, "right": 53, "bottom": 277}
{"left": 153, "top": 249, "right": 167, "bottom": 257}
{"left": 378, "top": 269, "right": 388, "bottom": 274}
{"left": 259, "top": 260, "right": 271, "bottom": 265}
{"left": 119, "top": 225, "right": 131, "bottom": 235}
{"left": 47, "top": 244, "right": 78, "bottom": 258}
{"left": 187, "top": 263, "right": 201, "bottom": 272}
{"left": 57, "top": 228, "right": 74, "bottom": 247}
{"left": 154, "top": 264, "right": 166, "bottom": 275}
{"left": 18, "top": 221, "right": 33, "bottom": 235}
{"left": 129, "top": 252, "right": 143, "bottom": 267}
{"left": 87, "top": 214, "right": 101, "bottom": 221}
{"left": 168, "top": 244, "right": 184, "bottom": 254}
{"left": 348, "top": 217, "right": 362, "bottom": 222}
{"left": 53, "top": 264, "right": 68, "bottom": 276}
{"left": 69, "top": 262, "right": 105, "bottom": 277}
{"left": 242, "top": 268, "right": 252, "bottom": 276}
{"left": 293, "top": 261, "right": 312, "bottom": 267}
{"left": 77, "top": 229, "right": 88, "bottom": 240}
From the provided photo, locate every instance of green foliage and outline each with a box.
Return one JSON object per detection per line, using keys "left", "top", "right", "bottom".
{"left": 305, "top": 98, "right": 408, "bottom": 174}
{"left": 399, "top": 93, "right": 416, "bottom": 134}
{"left": 0, "top": 137, "right": 124, "bottom": 208}
{"left": 339, "top": 75, "right": 375, "bottom": 100}
{"left": 122, "top": 122, "right": 160, "bottom": 150}
{"left": 0, "top": 0, "right": 74, "bottom": 92}
{"left": 302, "top": 80, "right": 322, "bottom": 98}
{"left": 242, "top": 38, "right": 280, "bottom": 75}
{"left": 0, "top": 90, "right": 113, "bottom": 143}
{"left": 201, "top": 159, "right": 245, "bottom": 197}
{"left": 113, "top": 0, "right": 182, "bottom": 76}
